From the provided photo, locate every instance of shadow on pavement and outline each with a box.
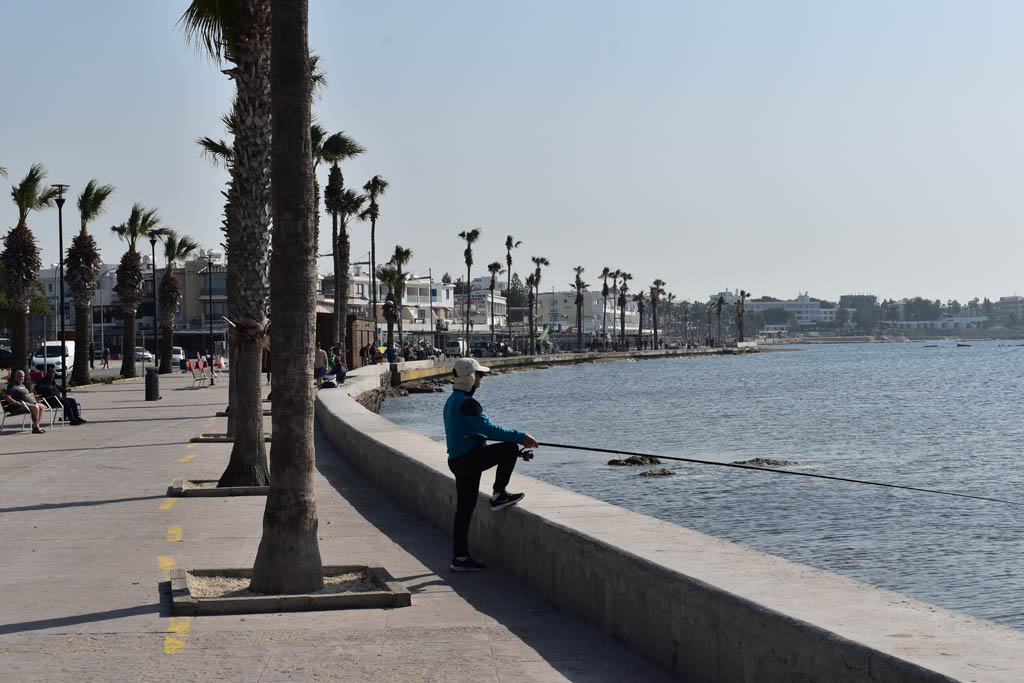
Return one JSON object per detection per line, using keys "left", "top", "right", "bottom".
{"left": 0, "top": 603, "right": 162, "bottom": 635}
{"left": 0, "top": 494, "right": 167, "bottom": 514}
{"left": 0, "top": 441, "right": 186, "bottom": 456}
{"left": 312, "top": 425, "right": 669, "bottom": 682}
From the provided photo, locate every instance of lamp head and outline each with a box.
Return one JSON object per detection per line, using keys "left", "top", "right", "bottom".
{"left": 51, "top": 184, "right": 69, "bottom": 209}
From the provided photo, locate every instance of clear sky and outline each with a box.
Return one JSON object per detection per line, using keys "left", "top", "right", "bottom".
{"left": 2, "top": 1, "right": 1022, "bottom": 304}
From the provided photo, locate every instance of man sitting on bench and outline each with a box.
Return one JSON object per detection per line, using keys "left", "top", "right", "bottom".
{"left": 36, "top": 365, "right": 86, "bottom": 425}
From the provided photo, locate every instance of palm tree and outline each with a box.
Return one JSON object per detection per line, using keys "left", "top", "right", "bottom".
{"left": 633, "top": 292, "right": 646, "bottom": 349}
{"left": 573, "top": 266, "right": 589, "bottom": 352}
{"left": 525, "top": 273, "right": 537, "bottom": 354}
{"left": 376, "top": 263, "right": 401, "bottom": 351}
{"left": 504, "top": 235, "right": 521, "bottom": 343}
{"left": 737, "top": 290, "right": 749, "bottom": 342}
{"left": 111, "top": 204, "right": 164, "bottom": 379}
{"left": 487, "top": 261, "right": 505, "bottom": 343}
{"left": 665, "top": 292, "right": 676, "bottom": 337}
{"left": 181, "top": 0, "right": 273, "bottom": 489}
{"left": 681, "top": 301, "right": 690, "bottom": 344}
{"left": 600, "top": 267, "right": 611, "bottom": 348}
{"left": 650, "top": 279, "right": 665, "bottom": 349}
{"left": 325, "top": 188, "right": 366, "bottom": 358}
{"left": 156, "top": 231, "right": 200, "bottom": 373}
{"left": 388, "top": 245, "right": 413, "bottom": 346}
{"left": 609, "top": 269, "right": 622, "bottom": 347}
{"left": 361, "top": 175, "right": 389, "bottom": 345}
{"left": 65, "top": 180, "right": 114, "bottom": 386}
{"left": 530, "top": 256, "right": 549, "bottom": 354}
{"left": 458, "top": 229, "right": 481, "bottom": 345}
{"left": 2, "top": 164, "right": 55, "bottom": 379}
{"left": 716, "top": 295, "right": 725, "bottom": 346}
{"left": 618, "top": 272, "right": 632, "bottom": 346}
{"left": 250, "top": 0, "right": 324, "bottom": 595}
{"left": 322, "top": 131, "right": 365, "bottom": 350}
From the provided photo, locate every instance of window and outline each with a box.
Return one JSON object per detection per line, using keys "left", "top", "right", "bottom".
{"left": 431, "top": 288, "right": 437, "bottom": 298}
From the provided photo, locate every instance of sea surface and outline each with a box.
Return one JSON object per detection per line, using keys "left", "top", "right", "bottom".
{"left": 380, "top": 341, "right": 1024, "bottom": 630}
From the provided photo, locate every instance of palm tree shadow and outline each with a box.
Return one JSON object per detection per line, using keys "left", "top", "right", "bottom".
{"left": 312, "top": 426, "right": 668, "bottom": 682}
{"left": 0, "top": 601, "right": 165, "bottom": 635}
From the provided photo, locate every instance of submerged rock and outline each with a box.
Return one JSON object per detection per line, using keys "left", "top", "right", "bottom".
{"left": 608, "top": 455, "right": 662, "bottom": 466}
{"left": 636, "top": 468, "right": 675, "bottom": 477}
{"left": 732, "top": 457, "right": 800, "bottom": 467}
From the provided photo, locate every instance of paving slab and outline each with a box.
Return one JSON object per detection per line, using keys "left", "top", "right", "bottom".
{"left": 0, "top": 373, "right": 671, "bottom": 682}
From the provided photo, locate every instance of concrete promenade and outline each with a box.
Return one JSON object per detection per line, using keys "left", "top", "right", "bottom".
{"left": 0, "top": 373, "right": 671, "bottom": 682}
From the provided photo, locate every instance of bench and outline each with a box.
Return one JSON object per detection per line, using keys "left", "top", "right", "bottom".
{"left": 186, "top": 361, "right": 208, "bottom": 389}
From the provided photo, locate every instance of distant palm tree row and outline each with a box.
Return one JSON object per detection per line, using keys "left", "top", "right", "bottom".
{"left": 1, "top": 164, "right": 201, "bottom": 384}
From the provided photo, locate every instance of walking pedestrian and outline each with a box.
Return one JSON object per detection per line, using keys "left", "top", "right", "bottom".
{"left": 443, "top": 358, "right": 539, "bottom": 572}
{"left": 314, "top": 341, "right": 328, "bottom": 387}
{"left": 102, "top": 347, "right": 110, "bottom": 369}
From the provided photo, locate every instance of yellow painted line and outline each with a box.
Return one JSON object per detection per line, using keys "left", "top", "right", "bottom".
{"left": 159, "top": 498, "right": 178, "bottom": 510}
{"left": 166, "top": 525, "right": 183, "bottom": 542}
{"left": 186, "top": 444, "right": 197, "bottom": 449}
{"left": 163, "top": 617, "right": 191, "bottom": 654}
{"left": 179, "top": 454, "right": 196, "bottom": 463}
{"left": 203, "top": 422, "right": 214, "bottom": 428}
{"left": 157, "top": 555, "right": 176, "bottom": 578}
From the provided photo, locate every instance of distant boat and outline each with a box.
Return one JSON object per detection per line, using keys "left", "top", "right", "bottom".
{"left": 923, "top": 344, "right": 938, "bottom": 348}
{"left": 957, "top": 343, "right": 971, "bottom": 347}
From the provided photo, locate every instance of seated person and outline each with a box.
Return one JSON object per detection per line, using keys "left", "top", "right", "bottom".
{"left": 5, "top": 369, "right": 47, "bottom": 434}
{"left": 35, "top": 365, "right": 86, "bottom": 426}
{"left": 332, "top": 356, "right": 347, "bottom": 384}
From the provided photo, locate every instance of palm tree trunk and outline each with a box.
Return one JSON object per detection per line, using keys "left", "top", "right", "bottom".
{"left": 332, "top": 211, "right": 342, "bottom": 346}
{"left": 250, "top": 0, "right": 323, "bottom": 594}
{"left": 620, "top": 305, "right": 625, "bottom": 347}
{"left": 396, "top": 286, "right": 404, "bottom": 347}
{"left": 338, "top": 227, "right": 350, "bottom": 356}
{"left": 652, "top": 301, "right": 658, "bottom": 350}
{"left": 219, "top": 330, "right": 268, "bottom": 486}
{"left": 121, "top": 311, "right": 137, "bottom": 377}
{"left": 602, "top": 296, "right": 607, "bottom": 349}
{"left": 505, "top": 269, "right": 512, "bottom": 344}
{"left": 71, "top": 304, "right": 91, "bottom": 385}
{"left": 218, "top": 0, "right": 272, "bottom": 485}
{"left": 370, "top": 217, "right": 377, "bottom": 344}
{"left": 10, "top": 310, "right": 29, "bottom": 380}
{"left": 159, "top": 320, "right": 174, "bottom": 374}
{"left": 577, "top": 299, "right": 582, "bottom": 350}
{"left": 527, "top": 304, "right": 534, "bottom": 355}
{"left": 490, "top": 288, "right": 495, "bottom": 344}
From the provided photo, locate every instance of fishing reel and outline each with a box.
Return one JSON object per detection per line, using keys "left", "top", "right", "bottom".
{"left": 519, "top": 448, "right": 534, "bottom": 462}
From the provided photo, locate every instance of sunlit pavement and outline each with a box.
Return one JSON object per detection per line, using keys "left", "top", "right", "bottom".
{"left": 0, "top": 372, "right": 669, "bottom": 682}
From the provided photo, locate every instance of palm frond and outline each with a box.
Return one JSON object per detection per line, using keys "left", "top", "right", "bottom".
{"left": 77, "top": 179, "right": 115, "bottom": 228}
{"left": 321, "top": 132, "right": 366, "bottom": 164}
{"left": 309, "top": 52, "right": 328, "bottom": 98}
{"left": 177, "top": 0, "right": 244, "bottom": 62}
{"left": 197, "top": 135, "right": 234, "bottom": 167}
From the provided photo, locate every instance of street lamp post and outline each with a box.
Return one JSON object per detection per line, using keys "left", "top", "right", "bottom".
{"left": 149, "top": 235, "right": 160, "bottom": 372}
{"left": 206, "top": 251, "right": 215, "bottom": 386}
{"left": 52, "top": 184, "right": 69, "bottom": 393}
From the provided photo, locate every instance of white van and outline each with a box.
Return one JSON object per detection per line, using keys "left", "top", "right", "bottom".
{"left": 444, "top": 340, "right": 467, "bottom": 358}
{"left": 32, "top": 341, "right": 75, "bottom": 373}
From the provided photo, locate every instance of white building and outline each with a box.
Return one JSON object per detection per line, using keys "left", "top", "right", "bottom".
{"left": 536, "top": 291, "right": 638, "bottom": 337}
{"left": 319, "top": 265, "right": 460, "bottom": 340}
{"left": 454, "top": 290, "right": 508, "bottom": 334}
{"left": 744, "top": 293, "right": 825, "bottom": 326}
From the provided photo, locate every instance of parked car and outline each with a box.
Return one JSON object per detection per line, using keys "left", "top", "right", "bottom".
{"left": 0, "top": 348, "right": 12, "bottom": 369}
{"left": 171, "top": 347, "right": 185, "bottom": 365}
{"left": 32, "top": 341, "right": 75, "bottom": 373}
{"left": 135, "top": 347, "right": 154, "bottom": 362}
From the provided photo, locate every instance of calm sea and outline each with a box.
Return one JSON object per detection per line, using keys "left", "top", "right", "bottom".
{"left": 379, "top": 341, "right": 1024, "bottom": 629}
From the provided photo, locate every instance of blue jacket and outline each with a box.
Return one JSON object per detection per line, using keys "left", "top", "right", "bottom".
{"left": 443, "top": 389, "right": 525, "bottom": 459}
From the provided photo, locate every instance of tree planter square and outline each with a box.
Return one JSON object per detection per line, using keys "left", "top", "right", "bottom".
{"left": 168, "top": 478, "right": 270, "bottom": 497}
{"left": 169, "top": 565, "right": 410, "bottom": 615}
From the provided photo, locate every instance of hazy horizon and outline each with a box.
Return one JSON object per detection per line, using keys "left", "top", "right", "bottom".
{"left": 2, "top": 1, "right": 1022, "bottom": 305}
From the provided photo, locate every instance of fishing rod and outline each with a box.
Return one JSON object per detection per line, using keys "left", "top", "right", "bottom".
{"left": 533, "top": 441, "right": 1024, "bottom": 508}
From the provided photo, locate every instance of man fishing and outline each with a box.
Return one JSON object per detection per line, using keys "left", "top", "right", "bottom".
{"left": 443, "top": 357, "right": 539, "bottom": 572}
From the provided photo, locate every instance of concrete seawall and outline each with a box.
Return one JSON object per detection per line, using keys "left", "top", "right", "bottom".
{"left": 317, "top": 363, "right": 1024, "bottom": 682}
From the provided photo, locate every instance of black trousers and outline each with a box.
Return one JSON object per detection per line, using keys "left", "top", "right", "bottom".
{"left": 447, "top": 442, "right": 519, "bottom": 558}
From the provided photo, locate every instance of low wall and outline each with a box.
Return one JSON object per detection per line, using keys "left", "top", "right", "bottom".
{"left": 319, "top": 365, "right": 1024, "bottom": 682}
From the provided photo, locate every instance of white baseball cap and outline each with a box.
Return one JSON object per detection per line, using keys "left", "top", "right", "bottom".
{"left": 452, "top": 357, "right": 490, "bottom": 390}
